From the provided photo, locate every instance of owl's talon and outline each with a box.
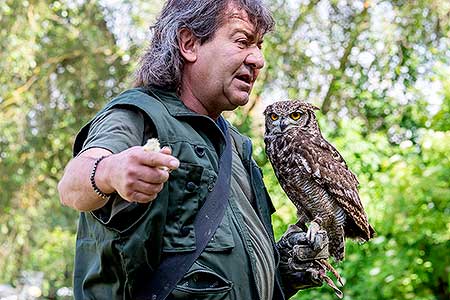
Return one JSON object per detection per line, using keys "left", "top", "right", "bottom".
{"left": 321, "top": 273, "right": 344, "bottom": 299}
{"left": 318, "top": 259, "right": 344, "bottom": 287}
{"left": 306, "top": 218, "right": 322, "bottom": 248}
{"left": 312, "top": 230, "right": 325, "bottom": 250}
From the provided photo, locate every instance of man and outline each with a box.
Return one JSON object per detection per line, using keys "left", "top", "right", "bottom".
{"left": 58, "top": 0, "right": 328, "bottom": 299}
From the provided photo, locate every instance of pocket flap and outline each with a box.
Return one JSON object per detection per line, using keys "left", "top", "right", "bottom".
{"left": 172, "top": 261, "right": 233, "bottom": 298}
{"left": 205, "top": 208, "right": 235, "bottom": 252}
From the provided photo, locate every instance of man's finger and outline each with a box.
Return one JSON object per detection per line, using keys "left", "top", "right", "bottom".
{"left": 126, "top": 191, "right": 158, "bottom": 203}
{"left": 139, "top": 167, "right": 170, "bottom": 184}
{"left": 128, "top": 180, "right": 165, "bottom": 195}
{"left": 159, "top": 146, "right": 172, "bottom": 155}
{"left": 141, "top": 151, "right": 180, "bottom": 170}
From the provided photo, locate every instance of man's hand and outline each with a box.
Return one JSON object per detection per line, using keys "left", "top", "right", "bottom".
{"left": 277, "top": 224, "right": 329, "bottom": 298}
{"left": 59, "top": 145, "right": 179, "bottom": 211}
{"left": 97, "top": 146, "right": 180, "bottom": 203}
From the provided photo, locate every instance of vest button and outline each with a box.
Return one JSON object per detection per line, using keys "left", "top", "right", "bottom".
{"left": 180, "top": 226, "right": 190, "bottom": 237}
{"left": 194, "top": 145, "right": 205, "bottom": 157}
{"left": 207, "top": 175, "right": 216, "bottom": 191}
{"left": 186, "top": 181, "right": 197, "bottom": 192}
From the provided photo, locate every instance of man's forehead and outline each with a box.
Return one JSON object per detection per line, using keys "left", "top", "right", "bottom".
{"left": 223, "top": 3, "right": 261, "bottom": 36}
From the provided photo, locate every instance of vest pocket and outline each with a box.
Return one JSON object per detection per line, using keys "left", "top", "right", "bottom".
{"left": 90, "top": 195, "right": 151, "bottom": 234}
{"left": 163, "top": 162, "right": 205, "bottom": 252}
{"left": 163, "top": 164, "right": 235, "bottom": 253}
{"left": 205, "top": 208, "right": 235, "bottom": 251}
{"left": 171, "top": 261, "right": 233, "bottom": 299}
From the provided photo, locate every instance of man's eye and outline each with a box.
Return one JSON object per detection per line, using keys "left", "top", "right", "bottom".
{"left": 237, "top": 39, "right": 248, "bottom": 47}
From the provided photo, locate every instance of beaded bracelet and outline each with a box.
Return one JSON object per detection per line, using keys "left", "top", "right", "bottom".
{"left": 90, "top": 155, "right": 111, "bottom": 201}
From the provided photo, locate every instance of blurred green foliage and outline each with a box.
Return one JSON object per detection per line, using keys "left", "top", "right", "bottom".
{"left": 0, "top": 0, "right": 449, "bottom": 299}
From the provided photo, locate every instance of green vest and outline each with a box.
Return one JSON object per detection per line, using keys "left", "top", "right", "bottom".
{"left": 72, "top": 87, "right": 286, "bottom": 300}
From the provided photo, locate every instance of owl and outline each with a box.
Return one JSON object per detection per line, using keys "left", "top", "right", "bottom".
{"left": 264, "top": 100, "right": 375, "bottom": 262}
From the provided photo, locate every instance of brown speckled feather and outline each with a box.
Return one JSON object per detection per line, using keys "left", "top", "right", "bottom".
{"left": 295, "top": 131, "right": 373, "bottom": 239}
{"left": 264, "top": 100, "right": 374, "bottom": 261}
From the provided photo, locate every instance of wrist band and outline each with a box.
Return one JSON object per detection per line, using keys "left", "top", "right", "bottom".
{"left": 90, "top": 155, "right": 111, "bottom": 201}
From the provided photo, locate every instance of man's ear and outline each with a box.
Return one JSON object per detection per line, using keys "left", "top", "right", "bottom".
{"left": 178, "top": 28, "right": 199, "bottom": 63}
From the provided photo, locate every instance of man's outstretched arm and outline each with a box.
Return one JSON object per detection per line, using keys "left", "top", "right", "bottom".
{"left": 58, "top": 146, "right": 179, "bottom": 211}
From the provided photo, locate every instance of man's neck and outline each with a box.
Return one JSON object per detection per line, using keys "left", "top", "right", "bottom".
{"left": 179, "top": 82, "right": 221, "bottom": 120}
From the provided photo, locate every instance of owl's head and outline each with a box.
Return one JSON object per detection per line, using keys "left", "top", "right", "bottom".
{"left": 263, "top": 100, "right": 320, "bottom": 137}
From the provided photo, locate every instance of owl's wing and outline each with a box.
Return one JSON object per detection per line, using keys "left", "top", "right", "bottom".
{"left": 295, "top": 134, "right": 374, "bottom": 240}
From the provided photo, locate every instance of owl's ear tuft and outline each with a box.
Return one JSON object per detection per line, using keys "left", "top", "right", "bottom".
{"left": 291, "top": 100, "right": 320, "bottom": 111}
{"left": 305, "top": 103, "right": 320, "bottom": 111}
{"left": 263, "top": 105, "right": 272, "bottom": 115}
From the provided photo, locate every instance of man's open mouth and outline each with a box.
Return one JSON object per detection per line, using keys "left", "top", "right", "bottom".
{"left": 235, "top": 73, "right": 252, "bottom": 85}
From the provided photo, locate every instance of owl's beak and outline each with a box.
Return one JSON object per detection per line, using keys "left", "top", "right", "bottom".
{"left": 280, "top": 118, "right": 289, "bottom": 132}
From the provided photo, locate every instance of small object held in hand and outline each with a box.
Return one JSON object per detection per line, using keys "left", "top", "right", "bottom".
{"left": 143, "top": 138, "right": 170, "bottom": 172}
{"left": 143, "top": 138, "right": 161, "bottom": 152}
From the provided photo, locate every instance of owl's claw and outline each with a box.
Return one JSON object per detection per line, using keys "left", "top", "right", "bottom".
{"left": 320, "top": 270, "right": 344, "bottom": 299}
{"left": 306, "top": 217, "right": 323, "bottom": 249}
{"left": 318, "top": 259, "right": 344, "bottom": 287}
{"left": 306, "top": 264, "right": 344, "bottom": 299}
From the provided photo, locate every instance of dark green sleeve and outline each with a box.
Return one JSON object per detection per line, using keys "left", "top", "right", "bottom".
{"left": 81, "top": 106, "right": 152, "bottom": 154}
{"left": 81, "top": 106, "right": 155, "bottom": 227}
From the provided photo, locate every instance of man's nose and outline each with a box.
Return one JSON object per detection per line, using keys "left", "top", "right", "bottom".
{"left": 245, "top": 46, "right": 265, "bottom": 70}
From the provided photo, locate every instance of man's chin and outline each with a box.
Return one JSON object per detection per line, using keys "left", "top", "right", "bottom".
{"left": 229, "top": 92, "right": 250, "bottom": 107}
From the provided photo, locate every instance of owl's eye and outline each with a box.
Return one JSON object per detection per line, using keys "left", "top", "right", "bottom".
{"left": 290, "top": 112, "right": 301, "bottom": 120}
{"left": 270, "top": 113, "right": 279, "bottom": 121}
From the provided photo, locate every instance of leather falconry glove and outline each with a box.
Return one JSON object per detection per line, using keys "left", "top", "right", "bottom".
{"left": 276, "top": 224, "right": 343, "bottom": 299}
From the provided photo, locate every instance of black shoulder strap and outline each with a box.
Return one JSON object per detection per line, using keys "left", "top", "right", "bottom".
{"left": 135, "top": 120, "right": 233, "bottom": 300}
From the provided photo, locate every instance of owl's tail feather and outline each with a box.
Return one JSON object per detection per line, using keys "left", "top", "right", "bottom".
{"left": 368, "top": 224, "right": 376, "bottom": 239}
{"left": 343, "top": 210, "right": 376, "bottom": 241}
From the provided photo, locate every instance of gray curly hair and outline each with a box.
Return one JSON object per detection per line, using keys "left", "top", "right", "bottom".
{"left": 133, "top": 0, "right": 274, "bottom": 91}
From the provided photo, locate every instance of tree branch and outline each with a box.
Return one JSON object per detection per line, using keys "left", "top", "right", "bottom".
{"left": 321, "top": 2, "right": 370, "bottom": 114}
{"left": 2, "top": 48, "right": 110, "bottom": 110}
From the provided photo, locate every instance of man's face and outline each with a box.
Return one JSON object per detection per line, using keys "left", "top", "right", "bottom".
{"left": 182, "top": 3, "right": 265, "bottom": 118}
